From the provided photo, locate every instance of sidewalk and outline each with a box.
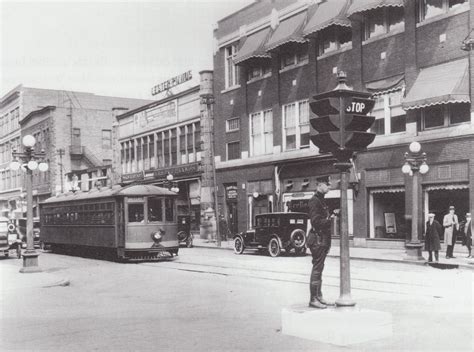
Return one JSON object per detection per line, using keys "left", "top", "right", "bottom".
{"left": 192, "top": 237, "right": 474, "bottom": 270}
{"left": 0, "top": 260, "right": 70, "bottom": 292}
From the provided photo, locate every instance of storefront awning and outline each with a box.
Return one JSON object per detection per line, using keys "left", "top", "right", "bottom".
{"left": 402, "top": 58, "right": 470, "bottom": 110}
{"left": 425, "top": 184, "right": 469, "bottom": 192}
{"left": 265, "top": 12, "right": 307, "bottom": 51}
{"left": 347, "top": 0, "right": 404, "bottom": 17}
{"left": 370, "top": 187, "right": 405, "bottom": 194}
{"left": 303, "top": 0, "right": 351, "bottom": 37}
{"left": 234, "top": 28, "right": 272, "bottom": 65}
{"left": 366, "top": 74, "right": 404, "bottom": 95}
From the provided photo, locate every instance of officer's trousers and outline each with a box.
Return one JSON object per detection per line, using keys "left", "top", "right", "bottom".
{"left": 309, "top": 244, "right": 330, "bottom": 285}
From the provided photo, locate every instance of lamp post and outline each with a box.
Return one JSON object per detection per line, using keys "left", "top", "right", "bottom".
{"left": 402, "top": 141, "right": 429, "bottom": 261}
{"left": 10, "top": 135, "right": 49, "bottom": 273}
{"left": 166, "top": 173, "right": 179, "bottom": 193}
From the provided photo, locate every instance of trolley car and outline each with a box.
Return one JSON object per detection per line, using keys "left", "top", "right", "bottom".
{"left": 40, "top": 184, "right": 180, "bottom": 261}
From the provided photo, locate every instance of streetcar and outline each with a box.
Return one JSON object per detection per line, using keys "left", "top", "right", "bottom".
{"left": 39, "top": 184, "right": 180, "bottom": 261}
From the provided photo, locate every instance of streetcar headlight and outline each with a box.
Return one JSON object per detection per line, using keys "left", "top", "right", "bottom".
{"left": 151, "top": 231, "right": 162, "bottom": 242}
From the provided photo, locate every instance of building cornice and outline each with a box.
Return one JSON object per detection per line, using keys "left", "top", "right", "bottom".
{"left": 20, "top": 105, "right": 56, "bottom": 126}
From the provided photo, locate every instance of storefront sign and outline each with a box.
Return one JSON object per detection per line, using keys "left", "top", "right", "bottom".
{"left": 121, "top": 171, "right": 144, "bottom": 183}
{"left": 151, "top": 70, "right": 193, "bottom": 96}
{"left": 133, "top": 100, "right": 177, "bottom": 130}
{"left": 153, "top": 163, "right": 200, "bottom": 179}
{"left": 226, "top": 186, "right": 238, "bottom": 200}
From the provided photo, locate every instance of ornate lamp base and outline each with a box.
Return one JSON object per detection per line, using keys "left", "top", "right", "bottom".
{"left": 19, "top": 251, "right": 42, "bottom": 273}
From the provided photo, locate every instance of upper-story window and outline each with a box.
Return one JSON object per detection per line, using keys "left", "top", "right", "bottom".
{"left": 250, "top": 109, "right": 273, "bottom": 156}
{"left": 370, "top": 90, "right": 407, "bottom": 135}
{"left": 102, "top": 130, "right": 112, "bottom": 149}
{"left": 417, "top": 0, "right": 467, "bottom": 22}
{"left": 226, "top": 118, "right": 240, "bottom": 132}
{"left": 280, "top": 44, "right": 309, "bottom": 70}
{"left": 247, "top": 62, "right": 271, "bottom": 82}
{"left": 318, "top": 26, "right": 352, "bottom": 55}
{"left": 225, "top": 44, "right": 239, "bottom": 88}
{"left": 227, "top": 141, "right": 240, "bottom": 160}
{"left": 420, "top": 103, "right": 470, "bottom": 130}
{"left": 283, "top": 100, "right": 310, "bottom": 150}
{"left": 364, "top": 6, "right": 404, "bottom": 40}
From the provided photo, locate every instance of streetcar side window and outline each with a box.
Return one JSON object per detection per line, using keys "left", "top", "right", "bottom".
{"left": 128, "top": 203, "right": 144, "bottom": 223}
{"left": 148, "top": 197, "right": 163, "bottom": 222}
{"left": 165, "top": 198, "right": 174, "bottom": 222}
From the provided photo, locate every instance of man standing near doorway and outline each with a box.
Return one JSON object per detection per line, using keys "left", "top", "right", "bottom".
{"left": 443, "top": 205, "right": 459, "bottom": 259}
{"left": 424, "top": 213, "right": 442, "bottom": 262}
{"left": 462, "top": 212, "right": 472, "bottom": 258}
{"left": 307, "top": 177, "right": 335, "bottom": 309}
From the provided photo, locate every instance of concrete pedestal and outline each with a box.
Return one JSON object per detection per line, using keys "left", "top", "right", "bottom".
{"left": 281, "top": 305, "right": 392, "bottom": 346}
{"left": 19, "top": 251, "right": 42, "bottom": 273}
{"left": 404, "top": 242, "right": 424, "bottom": 261}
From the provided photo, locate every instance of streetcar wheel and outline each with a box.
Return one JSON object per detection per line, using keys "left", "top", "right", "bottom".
{"left": 268, "top": 237, "right": 281, "bottom": 257}
{"left": 233, "top": 237, "right": 245, "bottom": 254}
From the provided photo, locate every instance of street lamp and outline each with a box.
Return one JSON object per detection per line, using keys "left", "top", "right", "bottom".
{"left": 166, "top": 173, "right": 179, "bottom": 193}
{"left": 10, "top": 134, "right": 49, "bottom": 273}
{"left": 402, "top": 141, "right": 429, "bottom": 261}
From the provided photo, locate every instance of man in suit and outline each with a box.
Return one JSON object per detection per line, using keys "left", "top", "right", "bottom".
{"left": 462, "top": 212, "right": 472, "bottom": 258}
{"left": 424, "top": 213, "right": 442, "bottom": 262}
{"left": 443, "top": 206, "right": 459, "bottom": 259}
{"left": 307, "top": 176, "right": 335, "bottom": 309}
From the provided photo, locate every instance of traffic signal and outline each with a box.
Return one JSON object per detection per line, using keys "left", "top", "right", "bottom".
{"left": 310, "top": 95, "right": 376, "bottom": 161}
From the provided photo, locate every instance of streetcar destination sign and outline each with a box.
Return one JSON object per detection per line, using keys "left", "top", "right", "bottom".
{"left": 151, "top": 70, "right": 192, "bottom": 96}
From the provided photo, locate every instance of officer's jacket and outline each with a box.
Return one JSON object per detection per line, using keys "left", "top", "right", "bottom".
{"left": 307, "top": 192, "right": 331, "bottom": 247}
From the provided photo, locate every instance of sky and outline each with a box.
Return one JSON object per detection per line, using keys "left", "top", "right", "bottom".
{"left": 0, "top": 0, "right": 253, "bottom": 100}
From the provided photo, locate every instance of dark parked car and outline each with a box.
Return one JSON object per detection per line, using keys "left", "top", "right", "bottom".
{"left": 233, "top": 212, "right": 308, "bottom": 257}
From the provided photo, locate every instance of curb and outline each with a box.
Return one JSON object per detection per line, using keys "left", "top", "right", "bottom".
{"left": 192, "top": 243, "right": 474, "bottom": 271}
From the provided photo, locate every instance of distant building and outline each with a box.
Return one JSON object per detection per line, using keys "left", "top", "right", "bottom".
{"left": 0, "top": 85, "right": 150, "bottom": 217}
{"left": 212, "top": 0, "right": 474, "bottom": 247}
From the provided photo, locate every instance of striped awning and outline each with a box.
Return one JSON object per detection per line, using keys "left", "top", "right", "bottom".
{"left": 347, "top": 0, "right": 404, "bottom": 17}
{"left": 366, "top": 74, "right": 405, "bottom": 95}
{"left": 425, "top": 184, "right": 469, "bottom": 192}
{"left": 303, "top": 0, "right": 351, "bottom": 37}
{"left": 234, "top": 28, "right": 272, "bottom": 65}
{"left": 370, "top": 187, "right": 405, "bottom": 194}
{"left": 402, "top": 58, "right": 470, "bottom": 110}
{"left": 265, "top": 12, "right": 307, "bottom": 52}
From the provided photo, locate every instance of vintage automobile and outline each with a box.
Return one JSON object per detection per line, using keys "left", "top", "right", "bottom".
{"left": 0, "top": 217, "right": 21, "bottom": 259}
{"left": 177, "top": 215, "right": 193, "bottom": 248}
{"left": 233, "top": 212, "right": 308, "bottom": 257}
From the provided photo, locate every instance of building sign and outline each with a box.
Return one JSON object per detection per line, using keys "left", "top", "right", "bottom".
{"left": 133, "top": 100, "right": 178, "bottom": 130}
{"left": 153, "top": 163, "right": 200, "bottom": 179}
{"left": 121, "top": 171, "right": 144, "bottom": 183}
{"left": 226, "top": 186, "right": 238, "bottom": 200}
{"left": 151, "top": 70, "right": 193, "bottom": 96}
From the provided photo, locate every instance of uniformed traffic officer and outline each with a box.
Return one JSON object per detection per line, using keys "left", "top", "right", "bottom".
{"left": 307, "top": 176, "right": 335, "bottom": 309}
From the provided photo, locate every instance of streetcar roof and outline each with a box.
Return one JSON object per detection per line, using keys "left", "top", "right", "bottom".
{"left": 41, "top": 184, "right": 177, "bottom": 204}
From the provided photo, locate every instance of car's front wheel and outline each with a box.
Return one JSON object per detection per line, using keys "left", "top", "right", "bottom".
{"left": 234, "top": 237, "right": 245, "bottom": 254}
{"left": 268, "top": 237, "right": 281, "bottom": 257}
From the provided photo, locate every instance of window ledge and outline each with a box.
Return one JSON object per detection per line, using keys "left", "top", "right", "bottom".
{"left": 317, "top": 44, "right": 353, "bottom": 60}
{"left": 362, "top": 27, "right": 405, "bottom": 46}
{"left": 279, "top": 60, "right": 309, "bottom": 74}
{"left": 220, "top": 85, "right": 241, "bottom": 94}
{"left": 226, "top": 129, "right": 240, "bottom": 134}
{"left": 416, "top": 4, "right": 470, "bottom": 28}
{"left": 247, "top": 73, "right": 272, "bottom": 85}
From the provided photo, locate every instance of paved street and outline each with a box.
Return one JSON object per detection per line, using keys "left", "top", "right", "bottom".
{"left": 1, "top": 248, "right": 473, "bottom": 351}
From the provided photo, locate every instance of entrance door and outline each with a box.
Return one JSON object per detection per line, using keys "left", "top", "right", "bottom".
{"left": 227, "top": 202, "right": 238, "bottom": 236}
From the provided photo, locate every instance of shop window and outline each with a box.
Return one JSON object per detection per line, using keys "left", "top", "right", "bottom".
{"left": 227, "top": 141, "right": 240, "bottom": 160}
{"left": 247, "top": 62, "right": 271, "bottom": 82}
{"left": 280, "top": 43, "right": 308, "bottom": 70}
{"left": 421, "top": 103, "right": 470, "bottom": 130}
{"left": 318, "top": 25, "right": 352, "bottom": 55}
{"left": 417, "top": 0, "right": 467, "bottom": 22}
{"left": 148, "top": 197, "right": 163, "bottom": 222}
{"left": 128, "top": 203, "right": 144, "bottom": 223}
{"left": 283, "top": 100, "right": 310, "bottom": 150}
{"left": 371, "top": 191, "right": 407, "bottom": 240}
{"left": 225, "top": 44, "right": 239, "bottom": 88}
{"left": 364, "top": 6, "right": 404, "bottom": 40}
{"left": 226, "top": 118, "right": 240, "bottom": 132}
{"left": 250, "top": 109, "right": 273, "bottom": 156}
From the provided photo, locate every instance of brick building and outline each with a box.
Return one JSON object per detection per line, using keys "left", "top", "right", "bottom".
{"left": 212, "top": 0, "right": 474, "bottom": 248}
{"left": 0, "top": 86, "right": 150, "bottom": 216}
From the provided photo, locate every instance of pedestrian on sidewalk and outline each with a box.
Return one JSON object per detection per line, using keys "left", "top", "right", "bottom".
{"left": 461, "top": 212, "right": 472, "bottom": 258}
{"left": 307, "top": 176, "right": 335, "bottom": 309}
{"left": 443, "top": 206, "right": 459, "bottom": 259}
{"left": 424, "top": 213, "right": 442, "bottom": 262}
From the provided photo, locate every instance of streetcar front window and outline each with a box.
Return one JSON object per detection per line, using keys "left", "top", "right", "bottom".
{"left": 148, "top": 197, "right": 163, "bottom": 222}
{"left": 128, "top": 203, "right": 144, "bottom": 223}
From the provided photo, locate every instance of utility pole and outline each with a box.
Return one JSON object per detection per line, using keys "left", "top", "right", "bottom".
{"left": 57, "top": 148, "right": 65, "bottom": 193}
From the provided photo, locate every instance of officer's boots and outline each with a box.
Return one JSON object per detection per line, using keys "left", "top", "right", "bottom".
{"left": 317, "top": 280, "right": 335, "bottom": 306}
{"left": 309, "top": 282, "right": 327, "bottom": 309}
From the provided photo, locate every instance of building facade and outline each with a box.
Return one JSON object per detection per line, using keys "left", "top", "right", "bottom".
{"left": 213, "top": 0, "right": 474, "bottom": 247}
{"left": 0, "top": 85, "right": 150, "bottom": 217}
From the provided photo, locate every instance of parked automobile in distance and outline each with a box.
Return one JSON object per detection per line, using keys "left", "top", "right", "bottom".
{"left": 0, "top": 217, "right": 21, "bottom": 258}
{"left": 233, "top": 212, "right": 308, "bottom": 257}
